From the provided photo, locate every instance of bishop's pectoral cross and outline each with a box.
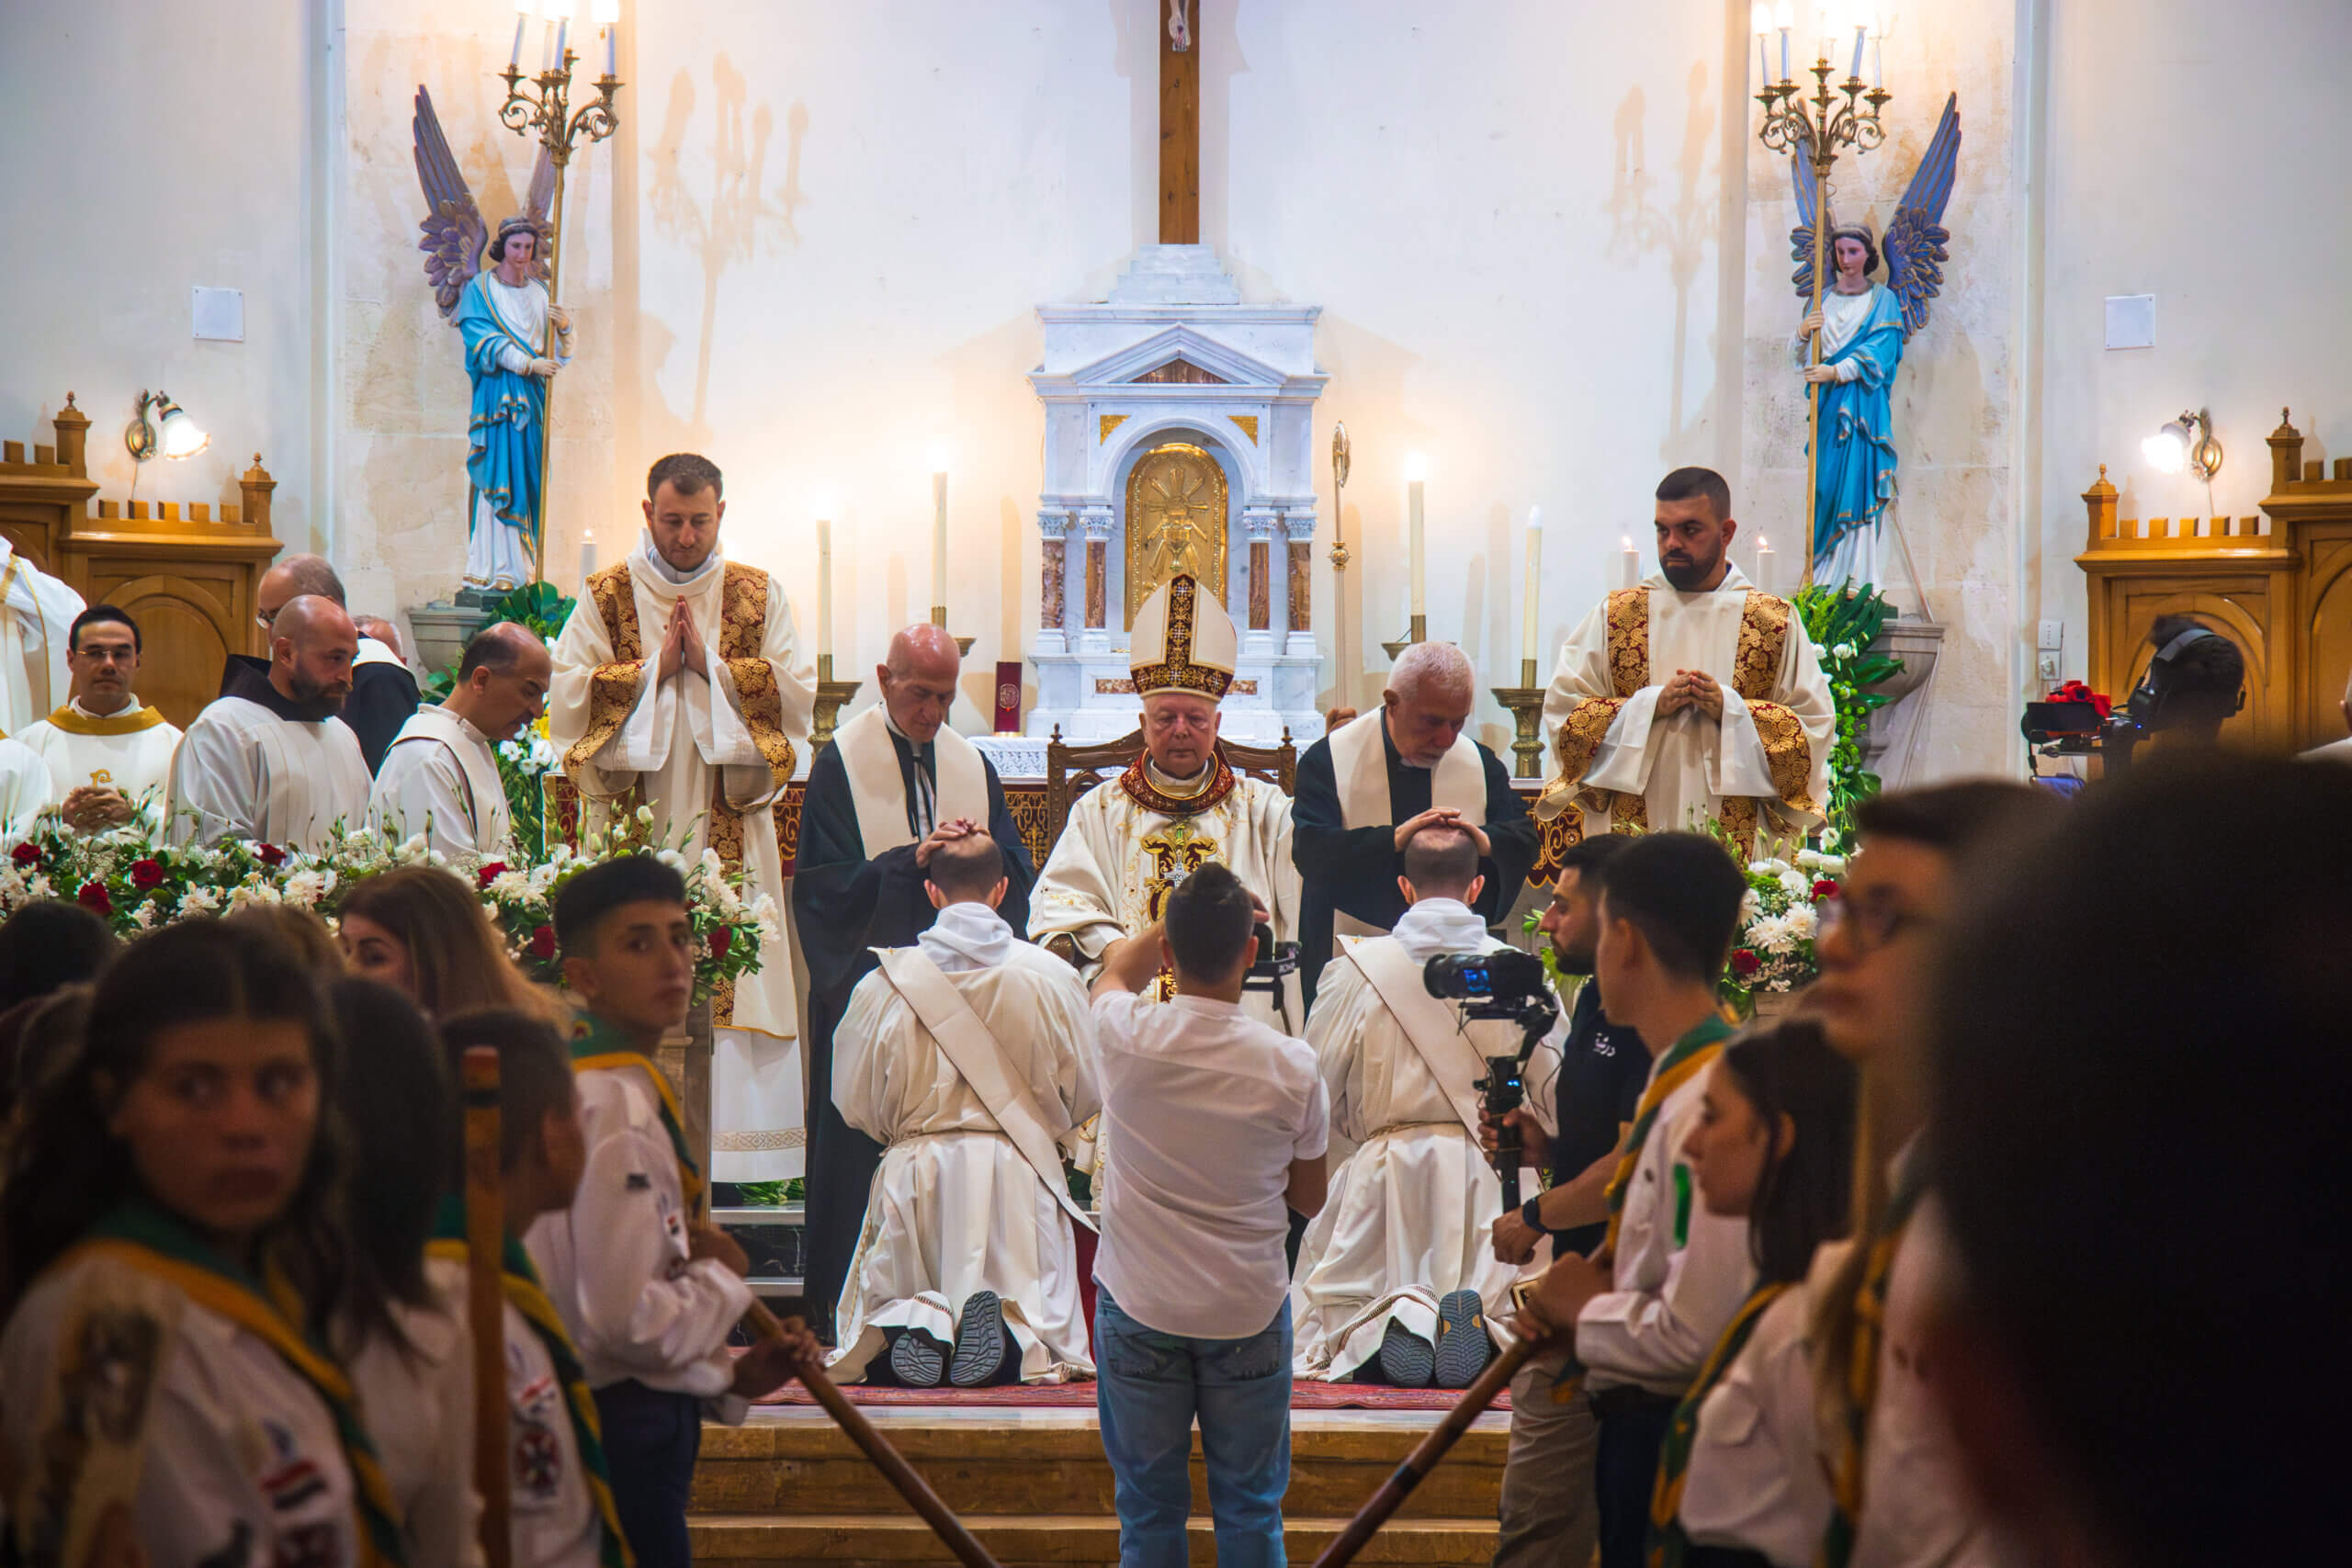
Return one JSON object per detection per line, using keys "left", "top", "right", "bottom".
{"left": 1140, "top": 818, "right": 1220, "bottom": 1001}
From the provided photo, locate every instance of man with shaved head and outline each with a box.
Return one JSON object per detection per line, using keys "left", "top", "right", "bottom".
{"left": 168, "top": 593, "right": 372, "bottom": 851}
{"left": 793, "top": 622, "right": 1035, "bottom": 1337}
{"left": 226, "top": 552, "right": 420, "bottom": 772}
{"left": 1292, "top": 638, "right": 1538, "bottom": 1006}
{"left": 369, "top": 619, "right": 553, "bottom": 859}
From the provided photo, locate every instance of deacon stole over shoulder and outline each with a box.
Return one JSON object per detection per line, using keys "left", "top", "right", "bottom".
{"left": 388, "top": 705, "right": 512, "bottom": 853}
{"left": 1336, "top": 934, "right": 1494, "bottom": 1146}
{"left": 833, "top": 703, "right": 989, "bottom": 859}
{"left": 1327, "top": 708, "right": 1485, "bottom": 940}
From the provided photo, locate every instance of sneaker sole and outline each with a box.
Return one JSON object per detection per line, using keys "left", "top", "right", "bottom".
{"left": 949, "top": 1291, "right": 1008, "bottom": 1388}
{"left": 1433, "top": 1290, "right": 1492, "bottom": 1389}
{"left": 888, "top": 1329, "right": 946, "bottom": 1388}
{"left": 1376, "top": 1317, "right": 1436, "bottom": 1388}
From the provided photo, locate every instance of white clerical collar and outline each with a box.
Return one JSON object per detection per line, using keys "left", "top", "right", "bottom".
{"left": 1391, "top": 897, "right": 1492, "bottom": 963}
{"left": 917, "top": 899, "right": 1013, "bottom": 973}
{"left": 71, "top": 696, "right": 142, "bottom": 720}
{"left": 428, "top": 704, "right": 492, "bottom": 745}
{"left": 636, "top": 529, "right": 725, "bottom": 591}
{"left": 1144, "top": 756, "right": 1215, "bottom": 799}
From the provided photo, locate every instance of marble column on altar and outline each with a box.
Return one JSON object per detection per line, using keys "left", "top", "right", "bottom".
{"left": 1080, "top": 504, "right": 1113, "bottom": 652}
{"left": 1241, "top": 504, "right": 1279, "bottom": 650}
{"left": 1283, "top": 506, "right": 1316, "bottom": 659}
{"left": 1037, "top": 508, "right": 1071, "bottom": 653}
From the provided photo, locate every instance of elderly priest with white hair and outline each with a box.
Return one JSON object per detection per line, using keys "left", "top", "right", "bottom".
{"left": 369, "top": 620, "right": 552, "bottom": 861}
{"left": 167, "top": 595, "right": 373, "bottom": 852}
{"left": 828, "top": 831, "right": 1096, "bottom": 1388}
{"left": 1293, "top": 640, "right": 1540, "bottom": 1009}
{"left": 1030, "top": 571, "right": 1304, "bottom": 1034}
{"left": 549, "top": 451, "right": 816, "bottom": 1185}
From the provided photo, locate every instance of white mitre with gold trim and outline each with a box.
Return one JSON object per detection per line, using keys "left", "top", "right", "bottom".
{"left": 1129, "top": 572, "right": 1236, "bottom": 701}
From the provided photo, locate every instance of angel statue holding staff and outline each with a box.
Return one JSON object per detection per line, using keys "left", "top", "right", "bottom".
{"left": 1791, "top": 93, "right": 1961, "bottom": 591}
{"left": 412, "top": 86, "right": 569, "bottom": 591}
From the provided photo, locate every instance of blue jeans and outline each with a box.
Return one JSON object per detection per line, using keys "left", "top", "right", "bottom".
{"left": 1095, "top": 1290, "right": 1294, "bottom": 1568}
{"left": 592, "top": 1380, "right": 702, "bottom": 1568}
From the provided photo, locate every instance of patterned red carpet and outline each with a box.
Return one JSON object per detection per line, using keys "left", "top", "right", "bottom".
{"left": 754, "top": 1380, "right": 1510, "bottom": 1411}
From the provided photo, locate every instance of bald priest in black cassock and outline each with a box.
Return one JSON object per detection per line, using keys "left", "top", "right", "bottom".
{"left": 791, "top": 628, "right": 1035, "bottom": 1339}
{"left": 1293, "top": 644, "right": 1539, "bottom": 1008}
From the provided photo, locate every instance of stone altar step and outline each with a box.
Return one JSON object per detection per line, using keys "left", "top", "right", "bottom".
{"left": 691, "top": 1512, "right": 1498, "bottom": 1567}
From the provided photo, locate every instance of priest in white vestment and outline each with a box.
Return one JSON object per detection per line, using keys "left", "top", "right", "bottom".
{"left": 1541, "top": 468, "right": 1835, "bottom": 854}
{"left": 12, "top": 605, "right": 180, "bottom": 833}
{"left": 1030, "top": 571, "right": 1304, "bottom": 1037}
{"left": 829, "top": 832, "right": 1098, "bottom": 1386}
{"left": 0, "top": 736, "right": 49, "bottom": 839}
{"left": 371, "top": 622, "right": 552, "bottom": 862}
{"left": 167, "top": 595, "right": 373, "bottom": 852}
{"left": 238, "top": 555, "right": 421, "bottom": 773}
{"left": 1292, "top": 823, "right": 1554, "bottom": 1387}
{"left": 0, "top": 535, "right": 85, "bottom": 737}
{"left": 548, "top": 453, "right": 816, "bottom": 1181}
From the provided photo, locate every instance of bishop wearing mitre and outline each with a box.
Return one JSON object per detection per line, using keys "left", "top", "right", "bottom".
{"left": 1541, "top": 468, "right": 1834, "bottom": 852}
{"left": 0, "top": 535, "right": 85, "bottom": 736}
{"left": 548, "top": 453, "right": 816, "bottom": 1183}
{"left": 1030, "top": 571, "right": 1304, "bottom": 1034}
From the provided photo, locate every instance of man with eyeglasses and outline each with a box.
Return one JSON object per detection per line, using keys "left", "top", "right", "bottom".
{"left": 792, "top": 622, "right": 1035, "bottom": 1338}
{"left": 14, "top": 606, "right": 182, "bottom": 832}
{"left": 228, "top": 554, "right": 420, "bottom": 773}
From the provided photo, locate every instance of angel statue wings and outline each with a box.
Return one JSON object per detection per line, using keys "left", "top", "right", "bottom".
{"left": 412, "top": 85, "right": 571, "bottom": 592}
{"left": 1791, "top": 92, "right": 1961, "bottom": 591}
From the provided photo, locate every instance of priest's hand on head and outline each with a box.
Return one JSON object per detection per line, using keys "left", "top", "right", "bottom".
{"left": 914, "top": 819, "right": 978, "bottom": 868}
{"left": 62, "top": 785, "right": 134, "bottom": 833}
{"left": 1395, "top": 807, "right": 1462, "bottom": 852}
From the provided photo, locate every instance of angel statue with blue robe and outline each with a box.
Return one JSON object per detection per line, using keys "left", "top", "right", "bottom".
{"left": 1791, "top": 93, "right": 1961, "bottom": 590}
{"left": 411, "top": 86, "right": 570, "bottom": 591}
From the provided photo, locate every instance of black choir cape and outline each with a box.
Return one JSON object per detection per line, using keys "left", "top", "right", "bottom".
{"left": 789, "top": 726, "right": 1035, "bottom": 1339}
{"left": 1291, "top": 720, "right": 1540, "bottom": 1010}
{"left": 220, "top": 650, "right": 419, "bottom": 775}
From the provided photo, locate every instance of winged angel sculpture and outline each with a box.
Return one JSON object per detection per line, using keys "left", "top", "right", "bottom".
{"left": 1790, "top": 93, "right": 1961, "bottom": 589}
{"left": 412, "top": 85, "right": 569, "bottom": 591}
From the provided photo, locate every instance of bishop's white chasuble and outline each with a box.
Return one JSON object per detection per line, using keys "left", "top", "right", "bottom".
{"left": 549, "top": 542, "right": 817, "bottom": 1181}
{"left": 1541, "top": 565, "right": 1834, "bottom": 853}
{"left": 15, "top": 700, "right": 182, "bottom": 827}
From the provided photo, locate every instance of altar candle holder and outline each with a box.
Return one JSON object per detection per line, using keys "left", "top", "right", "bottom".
{"left": 812, "top": 653, "right": 863, "bottom": 751}
{"left": 1492, "top": 657, "right": 1547, "bottom": 781}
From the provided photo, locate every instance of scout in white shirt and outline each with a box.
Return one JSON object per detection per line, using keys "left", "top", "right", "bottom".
{"left": 372, "top": 621, "right": 553, "bottom": 862}
{"left": 1517, "top": 831, "right": 1756, "bottom": 1568}
{"left": 522, "top": 856, "right": 821, "bottom": 1568}
{"left": 167, "top": 595, "right": 371, "bottom": 852}
{"left": 11, "top": 605, "right": 181, "bottom": 833}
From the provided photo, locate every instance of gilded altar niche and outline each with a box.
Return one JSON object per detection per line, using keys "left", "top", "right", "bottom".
{"left": 1124, "top": 442, "right": 1227, "bottom": 628}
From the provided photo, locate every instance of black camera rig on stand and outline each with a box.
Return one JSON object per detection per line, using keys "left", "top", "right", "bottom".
{"left": 1421, "top": 948, "right": 1558, "bottom": 1211}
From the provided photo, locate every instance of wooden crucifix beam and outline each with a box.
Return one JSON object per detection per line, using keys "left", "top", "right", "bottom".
{"left": 1159, "top": 0, "right": 1199, "bottom": 244}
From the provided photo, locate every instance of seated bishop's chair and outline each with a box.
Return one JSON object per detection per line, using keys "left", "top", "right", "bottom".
{"left": 1042, "top": 726, "right": 1296, "bottom": 857}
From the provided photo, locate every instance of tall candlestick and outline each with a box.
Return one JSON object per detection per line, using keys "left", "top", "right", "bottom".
{"left": 510, "top": 11, "right": 527, "bottom": 68}
{"left": 930, "top": 470, "right": 949, "bottom": 619}
{"left": 817, "top": 518, "right": 834, "bottom": 660}
{"left": 1407, "top": 473, "right": 1426, "bottom": 617}
{"left": 604, "top": 24, "right": 616, "bottom": 77}
{"left": 1756, "top": 535, "right": 1778, "bottom": 595}
{"left": 1520, "top": 506, "right": 1543, "bottom": 664}
{"left": 1619, "top": 536, "right": 1643, "bottom": 592}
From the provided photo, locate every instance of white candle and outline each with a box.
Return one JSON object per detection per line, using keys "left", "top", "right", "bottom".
{"left": 579, "top": 528, "right": 595, "bottom": 594}
{"left": 1619, "top": 536, "right": 1643, "bottom": 592}
{"left": 509, "top": 10, "right": 527, "bottom": 67}
{"left": 1776, "top": 0, "right": 1792, "bottom": 78}
{"left": 1521, "top": 506, "right": 1543, "bottom": 664}
{"left": 931, "top": 470, "right": 949, "bottom": 616}
{"left": 1406, "top": 462, "right": 1427, "bottom": 618}
{"left": 604, "top": 24, "right": 616, "bottom": 77}
{"left": 553, "top": 17, "right": 569, "bottom": 66}
{"left": 1873, "top": 34, "right": 1883, "bottom": 87}
{"left": 1849, "top": 24, "right": 1866, "bottom": 79}
{"left": 817, "top": 518, "right": 834, "bottom": 660}
{"left": 1756, "top": 535, "right": 1778, "bottom": 595}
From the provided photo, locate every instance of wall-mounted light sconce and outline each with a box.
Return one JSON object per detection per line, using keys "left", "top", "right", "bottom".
{"left": 2143, "top": 409, "right": 2222, "bottom": 481}
{"left": 125, "top": 390, "right": 209, "bottom": 463}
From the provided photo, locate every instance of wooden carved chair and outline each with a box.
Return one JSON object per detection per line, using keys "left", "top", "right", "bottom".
{"left": 1042, "top": 725, "right": 1297, "bottom": 852}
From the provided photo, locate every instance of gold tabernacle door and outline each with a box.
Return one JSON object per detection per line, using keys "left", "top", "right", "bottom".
{"left": 1124, "top": 441, "right": 1227, "bottom": 629}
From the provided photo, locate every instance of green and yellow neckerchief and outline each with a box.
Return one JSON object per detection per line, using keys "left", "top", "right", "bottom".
{"left": 1601, "top": 1014, "right": 1736, "bottom": 1258}
{"left": 63, "top": 1202, "right": 407, "bottom": 1568}
{"left": 1818, "top": 1173, "right": 1924, "bottom": 1568}
{"left": 566, "top": 1010, "right": 704, "bottom": 1216}
{"left": 1646, "top": 1280, "right": 1791, "bottom": 1568}
{"left": 426, "top": 1198, "right": 633, "bottom": 1568}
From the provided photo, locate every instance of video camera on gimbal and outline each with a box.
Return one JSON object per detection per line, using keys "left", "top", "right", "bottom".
{"left": 1422, "top": 948, "right": 1558, "bottom": 1210}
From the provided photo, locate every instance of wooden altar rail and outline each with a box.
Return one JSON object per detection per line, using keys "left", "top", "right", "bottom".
{"left": 1, "top": 394, "right": 284, "bottom": 728}
{"left": 2076, "top": 409, "right": 2352, "bottom": 751}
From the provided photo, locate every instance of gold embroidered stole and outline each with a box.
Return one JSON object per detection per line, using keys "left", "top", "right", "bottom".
{"left": 1550, "top": 587, "right": 1653, "bottom": 831}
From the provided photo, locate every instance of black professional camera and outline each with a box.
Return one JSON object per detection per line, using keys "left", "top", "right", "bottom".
{"left": 1424, "top": 949, "right": 1558, "bottom": 1210}
{"left": 2022, "top": 623, "right": 2246, "bottom": 773}
{"left": 1241, "top": 921, "right": 1301, "bottom": 1032}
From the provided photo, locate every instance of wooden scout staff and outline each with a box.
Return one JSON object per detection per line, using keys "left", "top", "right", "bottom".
{"left": 460, "top": 1047, "right": 515, "bottom": 1568}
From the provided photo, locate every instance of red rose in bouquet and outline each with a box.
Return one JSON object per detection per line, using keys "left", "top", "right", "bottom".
{"left": 10, "top": 842, "right": 39, "bottom": 868}
{"left": 131, "top": 859, "right": 166, "bottom": 890}
{"left": 528, "top": 924, "right": 558, "bottom": 961}
{"left": 477, "top": 862, "right": 509, "bottom": 888}
{"left": 1812, "top": 879, "right": 1839, "bottom": 901}
{"left": 708, "top": 926, "right": 732, "bottom": 959}
{"left": 1731, "top": 948, "right": 1761, "bottom": 978}
{"left": 255, "top": 842, "right": 287, "bottom": 867}
{"left": 77, "top": 882, "right": 112, "bottom": 917}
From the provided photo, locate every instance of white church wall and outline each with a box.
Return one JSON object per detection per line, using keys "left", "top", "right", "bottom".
{"left": 0, "top": 0, "right": 325, "bottom": 553}
{"left": 2032, "top": 0, "right": 2352, "bottom": 695}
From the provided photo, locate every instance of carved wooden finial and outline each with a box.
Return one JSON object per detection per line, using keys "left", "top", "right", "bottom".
{"left": 62, "top": 391, "right": 75, "bottom": 409}
{"left": 2098, "top": 464, "right": 2107, "bottom": 481}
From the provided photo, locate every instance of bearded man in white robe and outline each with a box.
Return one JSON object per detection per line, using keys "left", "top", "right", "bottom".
{"left": 14, "top": 605, "right": 181, "bottom": 833}
{"left": 167, "top": 595, "right": 372, "bottom": 852}
{"left": 1030, "top": 571, "right": 1303, "bottom": 1035}
{"left": 371, "top": 621, "right": 551, "bottom": 862}
{"left": 0, "top": 535, "right": 85, "bottom": 736}
{"left": 548, "top": 452, "right": 816, "bottom": 1182}
{"left": 1541, "top": 467, "right": 1835, "bottom": 855}
{"left": 829, "top": 832, "right": 1098, "bottom": 1387}
{"left": 1292, "top": 823, "right": 1554, "bottom": 1387}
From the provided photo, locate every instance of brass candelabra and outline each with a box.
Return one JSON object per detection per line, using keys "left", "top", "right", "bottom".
{"left": 812, "top": 654, "right": 863, "bottom": 750}
{"left": 1491, "top": 658, "right": 1547, "bottom": 781}
{"left": 498, "top": 46, "right": 623, "bottom": 583}
{"left": 1756, "top": 44, "right": 1889, "bottom": 591}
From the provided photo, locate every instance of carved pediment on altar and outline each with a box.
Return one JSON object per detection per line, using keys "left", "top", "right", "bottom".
{"left": 1037, "top": 323, "right": 1299, "bottom": 399}
{"left": 1131, "top": 358, "right": 1228, "bottom": 385}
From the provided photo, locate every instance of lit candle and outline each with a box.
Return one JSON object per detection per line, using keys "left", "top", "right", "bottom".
{"left": 1752, "top": 4, "right": 1771, "bottom": 85}
{"left": 817, "top": 517, "right": 834, "bottom": 660}
{"left": 594, "top": 0, "right": 617, "bottom": 76}
{"left": 579, "top": 528, "right": 595, "bottom": 594}
{"left": 931, "top": 468, "right": 949, "bottom": 617}
{"left": 1755, "top": 535, "right": 1777, "bottom": 594}
{"left": 1521, "top": 506, "right": 1544, "bottom": 664}
{"left": 1619, "top": 536, "right": 1643, "bottom": 592}
{"left": 1405, "top": 457, "right": 1428, "bottom": 619}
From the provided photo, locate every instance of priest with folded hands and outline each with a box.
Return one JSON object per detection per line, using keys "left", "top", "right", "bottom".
{"left": 827, "top": 831, "right": 1098, "bottom": 1387}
